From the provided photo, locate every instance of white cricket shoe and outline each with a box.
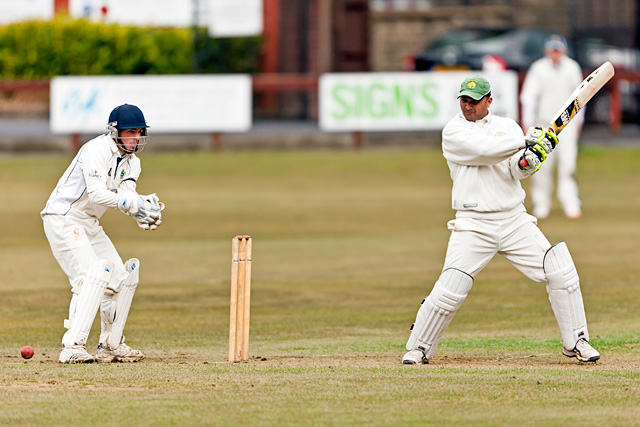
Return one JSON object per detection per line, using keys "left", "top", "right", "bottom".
{"left": 563, "top": 338, "right": 600, "bottom": 362}
{"left": 533, "top": 206, "right": 550, "bottom": 220}
{"left": 96, "top": 342, "right": 145, "bottom": 363}
{"left": 59, "top": 344, "right": 95, "bottom": 364}
{"left": 564, "top": 207, "right": 582, "bottom": 220}
{"left": 402, "top": 349, "right": 428, "bottom": 365}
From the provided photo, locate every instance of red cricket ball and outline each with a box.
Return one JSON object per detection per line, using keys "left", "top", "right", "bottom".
{"left": 21, "top": 346, "right": 34, "bottom": 359}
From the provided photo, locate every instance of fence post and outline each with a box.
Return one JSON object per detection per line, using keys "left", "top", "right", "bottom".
{"left": 352, "top": 131, "right": 363, "bottom": 149}
{"left": 71, "top": 134, "right": 81, "bottom": 151}
{"left": 212, "top": 132, "right": 223, "bottom": 150}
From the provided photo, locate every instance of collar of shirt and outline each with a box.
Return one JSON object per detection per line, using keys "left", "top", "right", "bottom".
{"left": 478, "top": 111, "right": 492, "bottom": 125}
{"left": 106, "top": 134, "right": 120, "bottom": 154}
{"left": 106, "top": 133, "right": 132, "bottom": 159}
{"left": 459, "top": 111, "right": 493, "bottom": 125}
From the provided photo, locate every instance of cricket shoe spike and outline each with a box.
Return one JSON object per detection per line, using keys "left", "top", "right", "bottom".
{"left": 562, "top": 338, "right": 600, "bottom": 362}
{"left": 402, "top": 348, "right": 428, "bottom": 365}
{"left": 96, "top": 342, "right": 145, "bottom": 363}
{"left": 59, "top": 344, "right": 95, "bottom": 364}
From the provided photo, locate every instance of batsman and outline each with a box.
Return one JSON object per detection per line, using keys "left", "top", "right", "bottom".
{"left": 41, "top": 104, "right": 164, "bottom": 363}
{"left": 402, "top": 76, "right": 599, "bottom": 365}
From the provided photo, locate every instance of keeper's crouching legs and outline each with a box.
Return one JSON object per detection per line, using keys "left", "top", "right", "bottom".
{"left": 97, "top": 258, "right": 145, "bottom": 362}
{"left": 544, "top": 242, "right": 599, "bottom": 362}
{"left": 403, "top": 268, "right": 473, "bottom": 364}
{"left": 60, "top": 259, "right": 114, "bottom": 363}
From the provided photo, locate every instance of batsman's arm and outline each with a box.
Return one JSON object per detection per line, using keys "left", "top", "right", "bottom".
{"left": 443, "top": 122, "right": 523, "bottom": 166}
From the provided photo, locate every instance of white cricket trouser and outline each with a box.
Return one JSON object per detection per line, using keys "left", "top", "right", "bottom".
{"left": 530, "top": 124, "right": 581, "bottom": 217}
{"left": 443, "top": 212, "right": 551, "bottom": 282}
{"left": 42, "top": 214, "right": 128, "bottom": 292}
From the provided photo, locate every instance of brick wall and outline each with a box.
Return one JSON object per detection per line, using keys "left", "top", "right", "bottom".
{"left": 270, "top": 0, "right": 318, "bottom": 118}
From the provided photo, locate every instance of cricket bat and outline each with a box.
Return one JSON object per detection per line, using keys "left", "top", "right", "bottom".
{"left": 520, "top": 61, "right": 615, "bottom": 169}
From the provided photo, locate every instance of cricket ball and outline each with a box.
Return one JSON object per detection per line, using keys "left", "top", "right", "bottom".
{"left": 21, "top": 346, "right": 34, "bottom": 359}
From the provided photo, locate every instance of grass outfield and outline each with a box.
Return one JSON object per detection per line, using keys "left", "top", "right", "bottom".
{"left": 1, "top": 147, "right": 639, "bottom": 425}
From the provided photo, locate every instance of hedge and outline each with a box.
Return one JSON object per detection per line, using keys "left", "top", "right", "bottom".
{"left": 0, "top": 17, "right": 262, "bottom": 78}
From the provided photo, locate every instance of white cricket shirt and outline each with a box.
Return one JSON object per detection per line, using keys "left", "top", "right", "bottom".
{"left": 520, "top": 56, "right": 585, "bottom": 126}
{"left": 41, "top": 134, "right": 141, "bottom": 220}
{"left": 442, "top": 112, "right": 530, "bottom": 219}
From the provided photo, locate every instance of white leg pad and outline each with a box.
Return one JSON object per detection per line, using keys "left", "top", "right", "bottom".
{"left": 406, "top": 268, "right": 473, "bottom": 359}
{"left": 62, "top": 260, "right": 113, "bottom": 346}
{"left": 99, "top": 291, "right": 115, "bottom": 345}
{"left": 100, "top": 258, "right": 140, "bottom": 348}
{"left": 63, "top": 293, "right": 78, "bottom": 330}
{"left": 544, "top": 241, "right": 589, "bottom": 349}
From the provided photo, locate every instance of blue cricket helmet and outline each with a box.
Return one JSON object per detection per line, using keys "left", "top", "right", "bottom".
{"left": 107, "top": 104, "right": 149, "bottom": 153}
{"left": 108, "top": 104, "right": 149, "bottom": 129}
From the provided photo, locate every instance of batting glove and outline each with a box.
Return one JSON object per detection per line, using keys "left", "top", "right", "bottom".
{"left": 525, "top": 126, "right": 558, "bottom": 154}
{"left": 519, "top": 145, "right": 547, "bottom": 172}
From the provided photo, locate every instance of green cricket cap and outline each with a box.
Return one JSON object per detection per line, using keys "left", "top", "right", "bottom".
{"left": 458, "top": 75, "right": 491, "bottom": 100}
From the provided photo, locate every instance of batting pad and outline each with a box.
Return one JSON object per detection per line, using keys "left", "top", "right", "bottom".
{"left": 62, "top": 259, "right": 113, "bottom": 346}
{"left": 100, "top": 258, "right": 140, "bottom": 348}
{"left": 544, "top": 241, "right": 589, "bottom": 349}
{"left": 406, "top": 268, "right": 473, "bottom": 359}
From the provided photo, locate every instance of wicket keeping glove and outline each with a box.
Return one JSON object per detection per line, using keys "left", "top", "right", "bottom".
{"left": 136, "top": 194, "right": 165, "bottom": 231}
{"left": 137, "top": 217, "right": 162, "bottom": 230}
{"left": 118, "top": 191, "right": 162, "bottom": 224}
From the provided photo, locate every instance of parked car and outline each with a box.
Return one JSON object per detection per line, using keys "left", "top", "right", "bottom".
{"left": 576, "top": 38, "right": 640, "bottom": 72}
{"left": 406, "top": 28, "right": 556, "bottom": 72}
{"left": 406, "top": 27, "right": 640, "bottom": 124}
{"left": 405, "top": 27, "right": 510, "bottom": 71}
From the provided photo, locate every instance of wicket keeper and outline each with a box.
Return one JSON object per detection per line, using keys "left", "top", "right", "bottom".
{"left": 42, "top": 104, "right": 164, "bottom": 363}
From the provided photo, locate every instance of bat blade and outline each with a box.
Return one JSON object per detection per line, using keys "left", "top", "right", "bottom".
{"left": 520, "top": 61, "right": 615, "bottom": 169}
{"left": 549, "top": 61, "right": 615, "bottom": 136}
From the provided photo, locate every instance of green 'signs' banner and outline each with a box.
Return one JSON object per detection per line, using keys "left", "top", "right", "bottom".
{"left": 319, "top": 71, "right": 518, "bottom": 132}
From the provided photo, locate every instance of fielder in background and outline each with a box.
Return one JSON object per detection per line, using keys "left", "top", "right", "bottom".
{"left": 520, "top": 34, "right": 585, "bottom": 219}
{"left": 403, "top": 76, "right": 599, "bottom": 365}
{"left": 42, "top": 104, "right": 164, "bottom": 364}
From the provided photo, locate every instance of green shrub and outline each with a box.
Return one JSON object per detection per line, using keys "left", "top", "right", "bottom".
{"left": 0, "top": 17, "right": 261, "bottom": 78}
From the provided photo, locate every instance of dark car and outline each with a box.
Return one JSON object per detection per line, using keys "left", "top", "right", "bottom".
{"left": 407, "top": 28, "right": 556, "bottom": 72}
{"left": 405, "top": 27, "right": 509, "bottom": 71}
{"left": 407, "top": 27, "right": 640, "bottom": 124}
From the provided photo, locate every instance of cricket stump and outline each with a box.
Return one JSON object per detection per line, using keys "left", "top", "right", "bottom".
{"left": 229, "top": 235, "right": 252, "bottom": 362}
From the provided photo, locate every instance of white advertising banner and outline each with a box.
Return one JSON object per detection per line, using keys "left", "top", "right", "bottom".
{"left": 0, "top": 0, "right": 53, "bottom": 24}
{"left": 68, "top": 0, "right": 263, "bottom": 32}
{"left": 50, "top": 75, "right": 252, "bottom": 134}
{"left": 208, "top": 0, "right": 263, "bottom": 37}
{"left": 69, "top": 0, "right": 194, "bottom": 27}
{"left": 319, "top": 71, "right": 519, "bottom": 131}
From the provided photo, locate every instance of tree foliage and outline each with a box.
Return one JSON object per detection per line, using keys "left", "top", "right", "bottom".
{"left": 0, "top": 17, "right": 261, "bottom": 78}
